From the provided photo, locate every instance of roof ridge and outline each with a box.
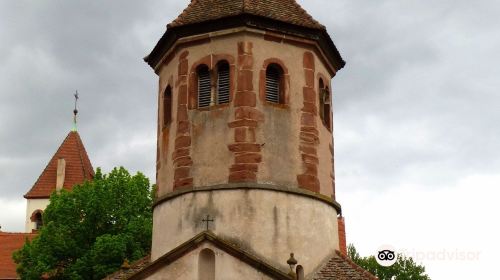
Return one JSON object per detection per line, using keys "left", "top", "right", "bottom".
{"left": 73, "top": 132, "right": 95, "bottom": 180}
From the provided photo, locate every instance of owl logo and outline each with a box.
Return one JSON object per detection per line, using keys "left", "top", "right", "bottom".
{"left": 376, "top": 245, "right": 397, "bottom": 266}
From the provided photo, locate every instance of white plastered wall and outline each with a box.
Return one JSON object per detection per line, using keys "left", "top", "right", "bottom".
{"left": 152, "top": 189, "right": 339, "bottom": 276}
{"left": 25, "top": 198, "right": 49, "bottom": 232}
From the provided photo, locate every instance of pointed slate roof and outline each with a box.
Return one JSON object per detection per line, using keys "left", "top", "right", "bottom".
{"left": 169, "top": 0, "right": 324, "bottom": 29}
{"left": 24, "top": 131, "right": 94, "bottom": 199}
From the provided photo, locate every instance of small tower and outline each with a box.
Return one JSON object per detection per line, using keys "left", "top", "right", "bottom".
{"left": 23, "top": 96, "right": 94, "bottom": 232}
{"left": 140, "top": 0, "right": 366, "bottom": 279}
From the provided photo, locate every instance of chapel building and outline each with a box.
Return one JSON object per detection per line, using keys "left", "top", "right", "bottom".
{"left": 108, "top": 0, "right": 377, "bottom": 279}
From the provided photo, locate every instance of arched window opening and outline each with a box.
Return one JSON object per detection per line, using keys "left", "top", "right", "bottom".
{"left": 216, "top": 61, "right": 230, "bottom": 105}
{"left": 198, "top": 248, "right": 215, "bottom": 280}
{"left": 163, "top": 86, "right": 172, "bottom": 127}
{"left": 265, "top": 64, "right": 283, "bottom": 104}
{"left": 197, "top": 65, "right": 211, "bottom": 108}
{"left": 318, "top": 79, "right": 325, "bottom": 101}
{"left": 319, "top": 78, "right": 331, "bottom": 130}
{"left": 319, "top": 78, "right": 325, "bottom": 120}
{"left": 323, "top": 86, "right": 331, "bottom": 128}
{"left": 296, "top": 265, "right": 305, "bottom": 280}
{"left": 32, "top": 211, "right": 43, "bottom": 230}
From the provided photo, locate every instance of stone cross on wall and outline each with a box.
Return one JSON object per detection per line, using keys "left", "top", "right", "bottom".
{"left": 202, "top": 215, "right": 214, "bottom": 231}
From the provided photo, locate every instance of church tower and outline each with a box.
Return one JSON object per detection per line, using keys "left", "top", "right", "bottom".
{"left": 138, "top": 1, "right": 376, "bottom": 279}
{"left": 23, "top": 101, "right": 94, "bottom": 233}
{"left": 0, "top": 100, "right": 96, "bottom": 279}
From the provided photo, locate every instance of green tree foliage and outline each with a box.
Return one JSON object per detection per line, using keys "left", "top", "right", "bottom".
{"left": 348, "top": 244, "right": 431, "bottom": 280}
{"left": 14, "top": 167, "right": 153, "bottom": 279}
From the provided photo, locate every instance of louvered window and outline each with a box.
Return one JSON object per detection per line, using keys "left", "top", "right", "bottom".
{"left": 163, "top": 86, "right": 172, "bottom": 126}
{"left": 217, "top": 62, "right": 230, "bottom": 104}
{"left": 266, "top": 65, "right": 281, "bottom": 103}
{"left": 197, "top": 65, "right": 211, "bottom": 108}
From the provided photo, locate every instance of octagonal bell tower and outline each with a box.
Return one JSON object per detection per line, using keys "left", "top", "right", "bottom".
{"left": 145, "top": 0, "right": 346, "bottom": 277}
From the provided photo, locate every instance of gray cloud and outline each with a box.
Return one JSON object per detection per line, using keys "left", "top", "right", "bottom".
{"left": 0, "top": 0, "right": 497, "bottom": 198}
{"left": 0, "top": 0, "right": 185, "bottom": 198}
{"left": 297, "top": 0, "right": 500, "bottom": 192}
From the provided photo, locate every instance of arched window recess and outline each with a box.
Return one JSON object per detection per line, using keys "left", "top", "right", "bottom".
{"left": 163, "top": 85, "right": 172, "bottom": 127}
{"left": 198, "top": 248, "right": 215, "bottom": 280}
{"left": 30, "top": 210, "right": 44, "bottom": 230}
{"left": 319, "top": 78, "right": 331, "bottom": 130}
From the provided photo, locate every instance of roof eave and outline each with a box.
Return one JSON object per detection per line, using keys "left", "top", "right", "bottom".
{"left": 144, "top": 14, "right": 345, "bottom": 73}
{"left": 24, "top": 194, "right": 51, "bottom": 199}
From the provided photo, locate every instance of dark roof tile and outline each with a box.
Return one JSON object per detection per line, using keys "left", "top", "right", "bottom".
{"left": 168, "top": 0, "right": 325, "bottom": 30}
{"left": 103, "top": 256, "right": 151, "bottom": 280}
{"left": 313, "top": 250, "right": 378, "bottom": 280}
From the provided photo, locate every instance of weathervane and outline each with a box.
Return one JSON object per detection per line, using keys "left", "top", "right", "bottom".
{"left": 72, "top": 91, "right": 79, "bottom": 132}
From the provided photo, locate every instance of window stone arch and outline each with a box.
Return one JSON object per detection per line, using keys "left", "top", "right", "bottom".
{"left": 30, "top": 209, "right": 43, "bottom": 230}
{"left": 259, "top": 58, "right": 290, "bottom": 106}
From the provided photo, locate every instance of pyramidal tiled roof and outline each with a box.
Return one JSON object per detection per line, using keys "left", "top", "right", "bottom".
{"left": 313, "top": 250, "right": 378, "bottom": 280}
{"left": 24, "top": 131, "right": 94, "bottom": 199}
{"left": 168, "top": 0, "right": 325, "bottom": 30}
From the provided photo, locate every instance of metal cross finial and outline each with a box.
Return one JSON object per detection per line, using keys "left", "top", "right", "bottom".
{"left": 74, "top": 91, "right": 79, "bottom": 114}
{"left": 202, "top": 214, "right": 214, "bottom": 231}
{"left": 72, "top": 91, "right": 79, "bottom": 132}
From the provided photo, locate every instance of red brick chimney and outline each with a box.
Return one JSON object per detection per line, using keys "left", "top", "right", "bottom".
{"left": 338, "top": 216, "right": 347, "bottom": 255}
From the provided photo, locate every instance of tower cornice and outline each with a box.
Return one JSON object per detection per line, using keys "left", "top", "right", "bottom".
{"left": 153, "top": 182, "right": 342, "bottom": 214}
{"left": 145, "top": 14, "right": 345, "bottom": 74}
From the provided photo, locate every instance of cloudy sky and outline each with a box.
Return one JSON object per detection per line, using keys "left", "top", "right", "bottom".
{"left": 0, "top": 0, "right": 498, "bottom": 279}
